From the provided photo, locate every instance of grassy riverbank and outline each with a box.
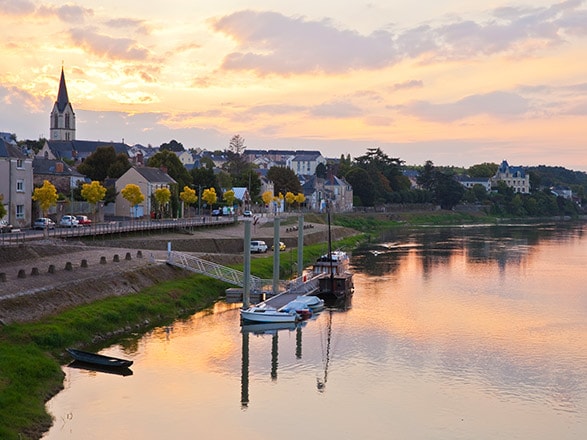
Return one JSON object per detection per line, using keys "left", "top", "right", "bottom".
{"left": 0, "top": 235, "right": 362, "bottom": 440}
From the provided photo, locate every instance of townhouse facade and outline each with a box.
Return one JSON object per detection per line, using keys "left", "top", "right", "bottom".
{"left": 0, "top": 139, "right": 33, "bottom": 228}
{"left": 115, "top": 166, "right": 176, "bottom": 218}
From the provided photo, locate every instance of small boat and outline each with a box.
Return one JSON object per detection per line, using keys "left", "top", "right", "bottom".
{"left": 66, "top": 348, "right": 133, "bottom": 368}
{"left": 240, "top": 305, "right": 299, "bottom": 323}
{"left": 294, "top": 295, "right": 325, "bottom": 312}
{"left": 281, "top": 300, "right": 313, "bottom": 320}
{"left": 68, "top": 360, "right": 133, "bottom": 377}
{"left": 241, "top": 321, "right": 299, "bottom": 335}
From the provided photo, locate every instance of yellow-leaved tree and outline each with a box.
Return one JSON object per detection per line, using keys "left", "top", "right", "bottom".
{"left": 81, "top": 181, "right": 107, "bottom": 219}
{"left": 179, "top": 186, "right": 197, "bottom": 217}
{"left": 223, "top": 189, "right": 235, "bottom": 209}
{"left": 295, "top": 192, "right": 306, "bottom": 210}
{"left": 262, "top": 190, "right": 273, "bottom": 214}
{"left": 154, "top": 187, "right": 171, "bottom": 219}
{"left": 201, "top": 187, "right": 217, "bottom": 214}
{"left": 121, "top": 184, "right": 144, "bottom": 219}
{"left": 32, "top": 180, "right": 58, "bottom": 217}
{"left": 285, "top": 191, "right": 295, "bottom": 211}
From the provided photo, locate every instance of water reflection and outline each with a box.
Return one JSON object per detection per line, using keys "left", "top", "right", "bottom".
{"left": 43, "top": 222, "right": 587, "bottom": 440}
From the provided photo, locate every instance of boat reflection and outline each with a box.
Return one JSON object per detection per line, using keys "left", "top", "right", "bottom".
{"left": 67, "top": 360, "right": 133, "bottom": 377}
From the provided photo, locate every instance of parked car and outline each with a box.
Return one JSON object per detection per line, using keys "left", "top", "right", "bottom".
{"left": 243, "top": 210, "right": 252, "bottom": 217}
{"left": 59, "top": 215, "right": 79, "bottom": 227}
{"left": 272, "top": 241, "right": 286, "bottom": 252}
{"left": 33, "top": 218, "right": 56, "bottom": 230}
{"left": 76, "top": 215, "right": 92, "bottom": 226}
{"left": 0, "top": 219, "right": 13, "bottom": 233}
{"left": 250, "top": 240, "right": 268, "bottom": 253}
{"left": 211, "top": 209, "right": 222, "bottom": 217}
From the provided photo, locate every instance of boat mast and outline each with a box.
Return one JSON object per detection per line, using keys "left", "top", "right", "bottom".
{"left": 327, "top": 206, "right": 334, "bottom": 293}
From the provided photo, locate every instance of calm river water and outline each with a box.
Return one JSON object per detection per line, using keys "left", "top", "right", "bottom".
{"left": 43, "top": 222, "right": 587, "bottom": 440}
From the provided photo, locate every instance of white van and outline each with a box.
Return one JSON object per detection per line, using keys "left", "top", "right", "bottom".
{"left": 250, "top": 240, "right": 268, "bottom": 253}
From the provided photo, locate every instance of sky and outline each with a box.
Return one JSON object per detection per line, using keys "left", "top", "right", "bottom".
{"left": 1, "top": 0, "right": 586, "bottom": 171}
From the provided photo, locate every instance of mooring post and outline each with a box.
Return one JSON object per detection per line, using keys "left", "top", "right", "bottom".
{"left": 273, "top": 215, "right": 280, "bottom": 295}
{"left": 243, "top": 219, "right": 252, "bottom": 308}
{"left": 167, "top": 241, "right": 172, "bottom": 262}
{"left": 297, "top": 215, "right": 304, "bottom": 277}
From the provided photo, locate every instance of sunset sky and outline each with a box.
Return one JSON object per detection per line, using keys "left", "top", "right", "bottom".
{"left": 1, "top": 0, "right": 586, "bottom": 170}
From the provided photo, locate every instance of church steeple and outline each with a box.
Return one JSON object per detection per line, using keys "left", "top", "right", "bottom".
{"left": 56, "top": 68, "right": 70, "bottom": 113}
{"left": 50, "top": 67, "right": 76, "bottom": 141}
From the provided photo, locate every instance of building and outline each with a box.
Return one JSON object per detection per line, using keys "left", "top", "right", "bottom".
{"left": 457, "top": 176, "right": 492, "bottom": 192}
{"left": 0, "top": 139, "right": 33, "bottom": 228}
{"left": 32, "top": 157, "right": 86, "bottom": 194}
{"left": 287, "top": 152, "right": 326, "bottom": 176}
{"left": 50, "top": 68, "right": 76, "bottom": 141}
{"left": 492, "top": 160, "right": 530, "bottom": 193}
{"left": 115, "top": 167, "right": 176, "bottom": 218}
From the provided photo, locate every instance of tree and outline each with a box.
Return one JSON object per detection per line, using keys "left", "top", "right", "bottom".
{"left": 295, "top": 192, "right": 306, "bottom": 210}
{"left": 147, "top": 150, "right": 192, "bottom": 189}
{"left": 159, "top": 139, "right": 184, "bottom": 152}
{"left": 285, "top": 191, "right": 295, "bottom": 211}
{"left": 154, "top": 187, "right": 171, "bottom": 218}
{"left": 315, "top": 162, "right": 327, "bottom": 178}
{"left": 468, "top": 163, "right": 498, "bottom": 178}
{"left": 121, "top": 184, "right": 144, "bottom": 218}
{"left": 77, "top": 146, "right": 130, "bottom": 181}
{"left": 345, "top": 167, "right": 375, "bottom": 206}
{"left": 180, "top": 186, "right": 197, "bottom": 217}
{"left": 228, "top": 134, "right": 246, "bottom": 155}
{"left": 267, "top": 166, "right": 302, "bottom": 195}
{"left": 262, "top": 190, "right": 273, "bottom": 206}
{"left": 223, "top": 189, "right": 235, "bottom": 207}
{"left": 80, "top": 181, "right": 107, "bottom": 218}
{"left": 202, "top": 187, "right": 217, "bottom": 213}
{"left": 32, "top": 180, "right": 58, "bottom": 216}
{"left": 0, "top": 194, "right": 6, "bottom": 219}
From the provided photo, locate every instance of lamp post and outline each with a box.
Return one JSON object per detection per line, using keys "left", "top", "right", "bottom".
{"left": 198, "top": 185, "right": 202, "bottom": 216}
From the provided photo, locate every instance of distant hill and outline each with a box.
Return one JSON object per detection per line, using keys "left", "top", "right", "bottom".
{"left": 527, "top": 166, "right": 587, "bottom": 194}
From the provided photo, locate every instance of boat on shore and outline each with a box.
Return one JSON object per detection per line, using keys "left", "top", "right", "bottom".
{"left": 240, "top": 305, "right": 299, "bottom": 323}
{"left": 66, "top": 348, "right": 133, "bottom": 368}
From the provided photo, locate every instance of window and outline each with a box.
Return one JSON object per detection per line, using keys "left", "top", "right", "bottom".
{"left": 65, "top": 113, "right": 70, "bottom": 129}
{"left": 16, "top": 179, "right": 24, "bottom": 192}
{"left": 16, "top": 205, "right": 24, "bottom": 219}
{"left": 16, "top": 159, "right": 24, "bottom": 169}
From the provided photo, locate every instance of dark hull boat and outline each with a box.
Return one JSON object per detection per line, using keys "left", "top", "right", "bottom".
{"left": 313, "top": 211, "right": 354, "bottom": 299}
{"left": 66, "top": 348, "right": 133, "bottom": 368}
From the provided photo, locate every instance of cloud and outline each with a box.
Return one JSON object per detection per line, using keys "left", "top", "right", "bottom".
{"left": 211, "top": 2, "right": 587, "bottom": 76}
{"left": 391, "top": 80, "right": 424, "bottom": 91}
{"left": 310, "top": 100, "right": 363, "bottom": 118}
{"left": 68, "top": 28, "right": 150, "bottom": 61}
{"left": 0, "top": 0, "right": 35, "bottom": 16}
{"left": 404, "top": 91, "right": 530, "bottom": 122}
{"left": 37, "top": 3, "right": 93, "bottom": 22}
{"left": 212, "top": 10, "right": 399, "bottom": 75}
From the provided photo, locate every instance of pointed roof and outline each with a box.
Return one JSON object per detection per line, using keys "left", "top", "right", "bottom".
{"left": 56, "top": 68, "right": 70, "bottom": 112}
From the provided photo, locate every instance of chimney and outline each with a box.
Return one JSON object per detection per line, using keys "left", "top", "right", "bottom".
{"left": 55, "top": 162, "right": 64, "bottom": 173}
{"left": 159, "top": 165, "right": 168, "bottom": 174}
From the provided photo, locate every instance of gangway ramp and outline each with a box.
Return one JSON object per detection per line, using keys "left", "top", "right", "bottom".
{"left": 167, "top": 251, "right": 272, "bottom": 291}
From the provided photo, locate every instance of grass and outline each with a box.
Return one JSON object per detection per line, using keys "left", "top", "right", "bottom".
{"left": 0, "top": 234, "right": 364, "bottom": 440}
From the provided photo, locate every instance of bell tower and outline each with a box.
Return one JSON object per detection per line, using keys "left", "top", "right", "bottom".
{"left": 49, "top": 67, "right": 76, "bottom": 141}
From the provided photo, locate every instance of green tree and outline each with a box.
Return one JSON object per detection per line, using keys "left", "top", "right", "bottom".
{"left": 345, "top": 167, "right": 375, "bottom": 206}
{"left": 32, "top": 180, "right": 58, "bottom": 217}
{"left": 315, "top": 162, "right": 327, "bottom": 178}
{"left": 467, "top": 163, "right": 498, "bottom": 178}
{"left": 159, "top": 139, "right": 184, "bottom": 152}
{"left": 147, "top": 150, "right": 192, "bottom": 189}
{"left": 77, "top": 146, "right": 130, "bottom": 181}
{"left": 267, "top": 166, "right": 302, "bottom": 196}
{"left": 80, "top": 181, "right": 107, "bottom": 218}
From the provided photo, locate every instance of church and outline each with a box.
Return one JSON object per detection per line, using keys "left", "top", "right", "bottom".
{"left": 38, "top": 68, "right": 129, "bottom": 162}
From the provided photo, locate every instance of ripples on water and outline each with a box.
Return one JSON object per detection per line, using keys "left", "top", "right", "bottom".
{"left": 44, "top": 223, "right": 587, "bottom": 440}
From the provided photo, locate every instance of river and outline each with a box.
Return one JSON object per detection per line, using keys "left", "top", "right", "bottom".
{"left": 43, "top": 222, "right": 587, "bottom": 440}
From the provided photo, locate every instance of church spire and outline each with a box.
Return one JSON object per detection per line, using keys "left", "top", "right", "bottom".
{"left": 56, "top": 67, "right": 70, "bottom": 112}
{"left": 50, "top": 66, "right": 76, "bottom": 141}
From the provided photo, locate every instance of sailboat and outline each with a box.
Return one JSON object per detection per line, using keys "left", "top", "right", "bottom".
{"left": 312, "top": 210, "right": 354, "bottom": 299}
